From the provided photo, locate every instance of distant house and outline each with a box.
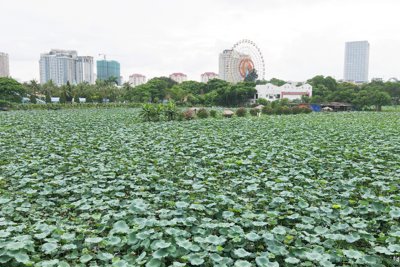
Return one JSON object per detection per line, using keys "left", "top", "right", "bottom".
{"left": 253, "top": 83, "right": 312, "bottom": 103}
{"left": 321, "top": 102, "right": 353, "bottom": 112}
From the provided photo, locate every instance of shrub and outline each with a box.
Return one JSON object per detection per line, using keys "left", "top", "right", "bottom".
{"left": 183, "top": 109, "right": 194, "bottom": 120}
{"left": 250, "top": 108, "right": 259, "bottom": 116}
{"left": 273, "top": 106, "right": 283, "bottom": 115}
{"left": 140, "top": 103, "right": 163, "bottom": 122}
{"left": 163, "top": 101, "right": 178, "bottom": 121}
{"left": 0, "top": 100, "right": 12, "bottom": 111}
{"left": 291, "top": 106, "right": 302, "bottom": 114}
{"left": 45, "top": 92, "right": 51, "bottom": 103}
{"left": 300, "top": 107, "right": 312, "bottom": 114}
{"left": 262, "top": 106, "right": 273, "bottom": 115}
{"left": 30, "top": 94, "right": 37, "bottom": 104}
{"left": 236, "top": 107, "right": 247, "bottom": 117}
{"left": 197, "top": 108, "right": 209, "bottom": 119}
{"left": 281, "top": 106, "right": 292, "bottom": 115}
{"left": 209, "top": 110, "right": 217, "bottom": 118}
{"left": 256, "top": 98, "right": 270, "bottom": 105}
{"left": 176, "top": 112, "right": 184, "bottom": 121}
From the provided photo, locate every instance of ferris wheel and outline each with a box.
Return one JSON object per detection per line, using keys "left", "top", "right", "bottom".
{"left": 227, "top": 39, "right": 265, "bottom": 83}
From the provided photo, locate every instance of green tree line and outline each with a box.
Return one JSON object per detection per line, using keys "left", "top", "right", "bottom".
{"left": 1, "top": 75, "right": 398, "bottom": 110}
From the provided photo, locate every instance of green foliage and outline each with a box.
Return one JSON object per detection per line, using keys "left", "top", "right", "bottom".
{"left": 197, "top": 108, "right": 209, "bottom": 119}
{"left": 262, "top": 106, "right": 273, "bottom": 114}
{"left": 74, "top": 94, "right": 80, "bottom": 103}
{"left": 29, "top": 94, "right": 37, "bottom": 104}
{"left": 126, "top": 77, "right": 177, "bottom": 103}
{"left": 209, "top": 110, "right": 217, "bottom": 118}
{"left": 235, "top": 107, "right": 247, "bottom": 117}
{"left": 256, "top": 98, "right": 269, "bottom": 105}
{"left": 10, "top": 102, "right": 142, "bottom": 111}
{"left": 183, "top": 109, "right": 194, "bottom": 120}
{"left": 300, "top": 106, "right": 312, "bottom": 113}
{"left": 65, "top": 81, "right": 73, "bottom": 103}
{"left": 163, "top": 101, "right": 178, "bottom": 121}
{"left": 139, "top": 103, "right": 163, "bottom": 122}
{"left": 249, "top": 108, "right": 259, "bottom": 116}
{"left": 244, "top": 69, "right": 258, "bottom": 82}
{"left": 59, "top": 91, "right": 67, "bottom": 104}
{"left": 291, "top": 106, "right": 303, "bottom": 114}
{"left": 45, "top": 91, "right": 51, "bottom": 103}
{"left": 0, "top": 110, "right": 399, "bottom": 266}
{"left": 0, "top": 100, "right": 12, "bottom": 109}
{"left": 0, "top": 77, "right": 25, "bottom": 102}
{"left": 280, "top": 106, "right": 291, "bottom": 114}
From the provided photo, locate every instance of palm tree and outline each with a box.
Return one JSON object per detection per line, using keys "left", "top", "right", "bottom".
{"left": 28, "top": 80, "right": 41, "bottom": 103}
{"left": 105, "top": 76, "right": 119, "bottom": 86}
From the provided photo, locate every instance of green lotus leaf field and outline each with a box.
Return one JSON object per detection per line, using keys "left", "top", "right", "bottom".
{"left": 0, "top": 109, "right": 399, "bottom": 266}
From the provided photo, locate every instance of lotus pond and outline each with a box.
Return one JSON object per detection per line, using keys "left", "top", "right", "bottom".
{"left": 0, "top": 109, "right": 399, "bottom": 267}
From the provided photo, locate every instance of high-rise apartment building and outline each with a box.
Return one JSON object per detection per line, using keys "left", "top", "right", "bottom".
{"left": 96, "top": 60, "right": 121, "bottom": 85}
{"left": 169, "top": 73, "right": 187, "bottom": 83}
{"left": 76, "top": 56, "right": 95, "bottom": 84}
{"left": 219, "top": 49, "right": 232, "bottom": 82}
{"left": 344, "top": 41, "right": 370, "bottom": 83}
{"left": 129, "top": 74, "right": 146, "bottom": 87}
{"left": 219, "top": 49, "right": 250, "bottom": 83}
{"left": 39, "top": 49, "right": 94, "bottom": 86}
{"left": 201, "top": 72, "right": 218, "bottom": 83}
{"left": 0, "top": 52, "right": 10, "bottom": 77}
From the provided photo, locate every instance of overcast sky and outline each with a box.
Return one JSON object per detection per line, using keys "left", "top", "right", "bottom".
{"left": 1, "top": 0, "right": 400, "bottom": 83}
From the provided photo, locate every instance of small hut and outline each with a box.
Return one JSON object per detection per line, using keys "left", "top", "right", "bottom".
{"left": 223, "top": 109, "right": 234, "bottom": 118}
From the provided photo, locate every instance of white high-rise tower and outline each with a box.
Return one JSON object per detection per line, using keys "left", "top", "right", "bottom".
{"left": 344, "top": 41, "right": 370, "bottom": 83}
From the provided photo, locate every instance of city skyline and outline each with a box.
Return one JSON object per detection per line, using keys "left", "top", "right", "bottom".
{"left": 1, "top": 0, "right": 400, "bottom": 82}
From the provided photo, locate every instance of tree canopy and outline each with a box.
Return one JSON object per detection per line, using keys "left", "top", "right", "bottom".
{"left": 0, "top": 77, "right": 26, "bottom": 102}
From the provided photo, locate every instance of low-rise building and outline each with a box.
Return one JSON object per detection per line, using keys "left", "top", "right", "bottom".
{"left": 201, "top": 72, "right": 218, "bottom": 83}
{"left": 169, "top": 73, "right": 187, "bottom": 83}
{"left": 254, "top": 83, "right": 312, "bottom": 103}
{"left": 129, "top": 74, "right": 146, "bottom": 87}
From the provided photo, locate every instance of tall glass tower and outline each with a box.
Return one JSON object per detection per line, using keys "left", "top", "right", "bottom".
{"left": 344, "top": 41, "right": 370, "bottom": 83}
{"left": 96, "top": 60, "right": 121, "bottom": 85}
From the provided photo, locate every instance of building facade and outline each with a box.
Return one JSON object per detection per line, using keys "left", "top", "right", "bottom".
{"left": 219, "top": 49, "right": 251, "bottom": 84}
{"left": 344, "top": 41, "right": 370, "bottom": 83}
{"left": 254, "top": 83, "right": 312, "bottom": 103}
{"left": 219, "top": 49, "right": 232, "bottom": 82}
{"left": 96, "top": 60, "right": 121, "bottom": 85}
{"left": 129, "top": 74, "right": 146, "bottom": 87}
{"left": 76, "top": 56, "right": 95, "bottom": 84}
{"left": 169, "top": 73, "right": 187, "bottom": 83}
{"left": 201, "top": 72, "right": 218, "bottom": 83}
{"left": 0, "top": 52, "right": 10, "bottom": 77}
{"left": 39, "top": 50, "right": 94, "bottom": 86}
